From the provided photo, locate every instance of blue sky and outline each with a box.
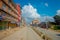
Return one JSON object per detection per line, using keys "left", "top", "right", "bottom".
{"left": 13, "top": 0, "right": 60, "bottom": 16}
{"left": 13, "top": 0, "right": 60, "bottom": 23}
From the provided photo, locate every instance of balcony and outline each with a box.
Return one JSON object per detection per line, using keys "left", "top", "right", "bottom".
{"left": 6, "top": 16, "right": 18, "bottom": 22}
{"left": 1, "top": 0, "right": 19, "bottom": 16}
{"left": 0, "top": 9, "right": 19, "bottom": 22}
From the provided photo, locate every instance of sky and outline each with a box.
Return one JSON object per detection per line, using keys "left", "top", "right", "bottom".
{"left": 13, "top": 0, "right": 60, "bottom": 23}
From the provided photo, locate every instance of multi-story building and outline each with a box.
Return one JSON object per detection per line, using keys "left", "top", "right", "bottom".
{"left": 0, "top": 0, "right": 21, "bottom": 30}
{"left": 30, "top": 19, "right": 40, "bottom": 26}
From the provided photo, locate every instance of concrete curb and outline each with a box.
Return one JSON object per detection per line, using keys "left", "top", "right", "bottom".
{"left": 31, "top": 27, "right": 52, "bottom": 40}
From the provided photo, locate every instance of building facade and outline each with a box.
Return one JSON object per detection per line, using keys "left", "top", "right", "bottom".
{"left": 30, "top": 19, "right": 40, "bottom": 26}
{"left": 0, "top": 0, "right": 21, "bottom": 30}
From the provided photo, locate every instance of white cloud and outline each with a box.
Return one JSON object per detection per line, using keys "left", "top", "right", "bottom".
{"left": 21, "top": 3, "right": 54, "bottom": 24}
{"left": 45, "top": 3, "right": 48, "bottom": 7}
{"left": 40, "top": 16, "right": 55, "bottom": 22}
{"left": 56, "top": 10, "right": 60, "bottom": 15}
{"left": 21, "top": 4, "right": 40, "bottom": 23}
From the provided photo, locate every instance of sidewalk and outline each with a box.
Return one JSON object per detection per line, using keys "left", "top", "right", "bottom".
{"left": 0, "top": 27, "right": 20, "bottom": 40}
{"left": 48, "top": 28, "right": 60, "bottom": 33}
{"left": 36, "top": 27, "right": 60, "bottom": 40}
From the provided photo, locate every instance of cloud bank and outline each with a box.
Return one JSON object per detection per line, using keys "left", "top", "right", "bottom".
{"left": 21, "top": 3, "right": 54, "bottom": 24}
{"left": 22, "top": 4, "right": 40, "bottom": 18}
{"left": 40, "top": 16, "right": 55, "bottom": 22}
{"left": 56, "top": 10, "right": 60, "bottom": 16}
{"left": 21, "top": 4, "right": 40, "bottom": 23}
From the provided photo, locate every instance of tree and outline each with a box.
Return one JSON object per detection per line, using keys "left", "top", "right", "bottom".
{"left": 54, "top": 15, "right": 60, "bottom": 25}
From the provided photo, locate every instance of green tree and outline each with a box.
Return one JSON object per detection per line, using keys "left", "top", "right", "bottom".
{"left": 54, "top": 15, "right": 60, "bottom": 25}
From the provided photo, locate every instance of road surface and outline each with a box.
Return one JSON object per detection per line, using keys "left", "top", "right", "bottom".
{"left": 1, "top": 27, "right": 43, "bottom": 40}
{"left": 36, "top": 27, "right": 60, "bottom": 40}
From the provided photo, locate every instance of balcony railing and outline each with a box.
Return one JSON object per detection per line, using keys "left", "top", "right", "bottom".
{"left": 1, "top": 0, "right": 19, "bottom": 16}
{"left": 0, "top": 9, "right": 19, "bottom": 21}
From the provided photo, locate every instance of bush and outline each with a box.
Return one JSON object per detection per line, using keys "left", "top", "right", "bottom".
{"left": 54, "top": 25, "right": 60, "bottom": 30}
{"left": 0, "top": 26, "right": 3, "bottom": 30}
{"left": 0, "top": 26, "right": 6, "bottom": 30}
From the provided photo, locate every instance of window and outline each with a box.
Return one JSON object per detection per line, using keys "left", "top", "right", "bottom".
{"left": 8, "top": 0, "right": 10, "bottom": 4}
{"left": 0, "top": 12, "right": 2, "bottom": 16}
{"left": 2, "top": 4, "right": 6, "bottom": 10}
{"left": 8, "top": 8, "right": 11, "bottom": 13}
{"left": 1, "top": 12, "right": 6, "bottom": 15}
{"left": 0, "top": 12, "right": 3, "bottom": 20}
{"left": 2, "top": 12, "right": 6, "bottom": 19}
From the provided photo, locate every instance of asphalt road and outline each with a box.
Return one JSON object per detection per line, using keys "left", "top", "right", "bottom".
{"left": 1, "top": 27, "right": 43, "bottom": 40}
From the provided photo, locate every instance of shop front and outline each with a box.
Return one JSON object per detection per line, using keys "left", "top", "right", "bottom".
{"left": 0, "top": 16, "right": 10, "bottom": 30}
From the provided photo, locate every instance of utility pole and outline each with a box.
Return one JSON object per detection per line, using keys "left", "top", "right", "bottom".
{"left": 45, "top": 16, "right": 48, "bottom": 29}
